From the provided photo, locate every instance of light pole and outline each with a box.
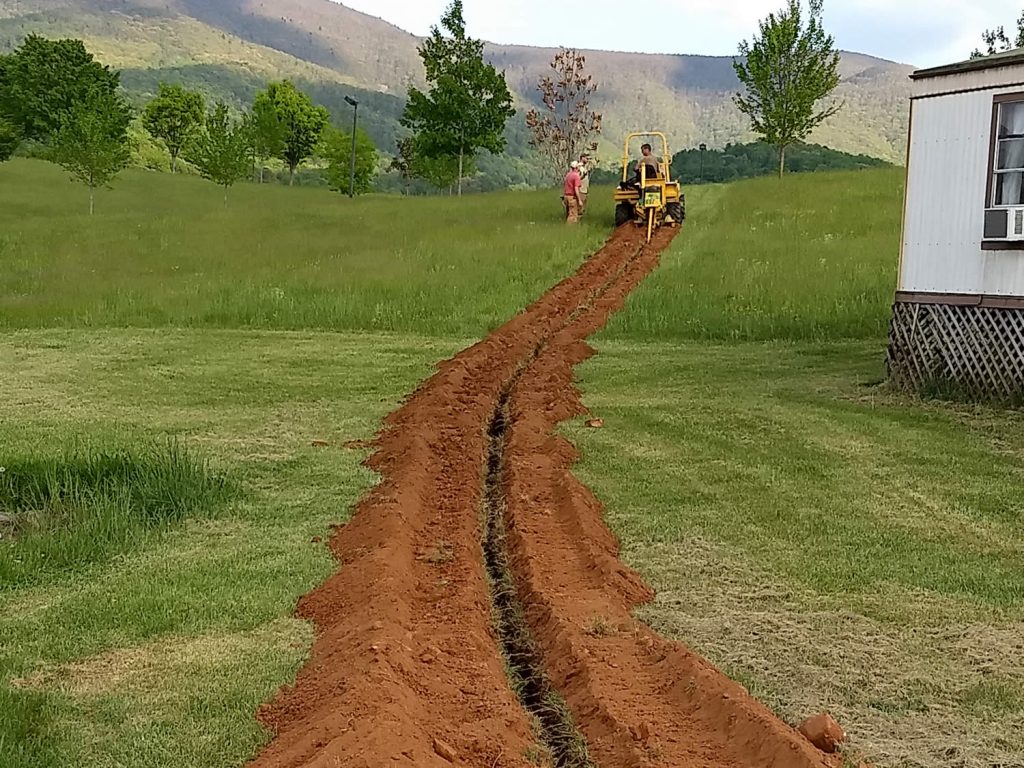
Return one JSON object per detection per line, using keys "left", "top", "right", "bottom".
{"left": 344, "top": 96, "right": 359, "bottom": 198}
{"left": 699, "top": 143, "right": 707, "bottom": 184}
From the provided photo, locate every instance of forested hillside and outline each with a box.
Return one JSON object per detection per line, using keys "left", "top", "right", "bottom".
{"left": 0, "top": 0, "right": 914, "bottom": 186}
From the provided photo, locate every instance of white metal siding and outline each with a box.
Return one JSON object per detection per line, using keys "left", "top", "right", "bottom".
{"left": 901, "top": 83, "right": 1024, "bottom": 297}
{"left": 913, "top": 66, "right": 1024, "bottom": 100}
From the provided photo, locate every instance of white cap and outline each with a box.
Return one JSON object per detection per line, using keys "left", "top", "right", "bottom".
{"left": 570, "top": 160, "right": 579, "bottom": 168}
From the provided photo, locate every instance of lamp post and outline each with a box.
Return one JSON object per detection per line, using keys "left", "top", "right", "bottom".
{"left": 699, "top": 143, "right": 707, "bottom": 184}
{"left": 344, "top": 96, "right": 359, "bottom": 198}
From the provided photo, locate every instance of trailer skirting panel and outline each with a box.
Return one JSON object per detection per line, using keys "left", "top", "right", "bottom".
{"left": 887, "top": 299, "right": 1024, "bottom": 401}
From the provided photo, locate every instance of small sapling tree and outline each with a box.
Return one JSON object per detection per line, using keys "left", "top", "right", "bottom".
{"left": 733, "top": 0, "right": 841, "bottom": 178}
{"left": 142, "top": 82, "right": 205, "bottom": 172}
{"left": 401, "top": 0, "right": 514, "bottom": 196}
{"left": 526, "top": 48, "right": 602, "bottom": 182}
{"left": 248, "top": 89, "right": 286, "bottom": 182}
{"left": 186, "top": 102, "right": 252, "bottom": 201}
{"left": 49, "top": 86, "right": 132, "bottom": 215}
{"left": 321, "top": 125, "right": 379, "bottom": 195}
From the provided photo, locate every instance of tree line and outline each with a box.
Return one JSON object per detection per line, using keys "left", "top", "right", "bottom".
{"left": 0, "top": 34, "right": 382, "bottom": 211}
{"left": 1, "top": 0, "right": 878, "bottom": 207}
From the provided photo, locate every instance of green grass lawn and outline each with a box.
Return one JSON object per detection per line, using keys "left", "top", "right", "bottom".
{"left": 570, "top": 171, "right": 1024, "bottom": 767}
{"left": 3, "top": 163, "right": 1020, "bottom": 768}
{"left": 606, "top": 168, "right": 904, "bottom": 341}
{"left": 0, "top": 158, "right": 608, "bottom": 335}
{"left": 0, "top": 329, "right": 464, "bottom": 768}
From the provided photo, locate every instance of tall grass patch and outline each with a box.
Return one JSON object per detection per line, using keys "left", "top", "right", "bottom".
{"left": 0, "top": 442, "right": 232, "bottom": 585}
{"left": 605, "top": 168, "right": 903, "bottom": 341}
{"left": 0, "top": 159, "right": 608, "bottom": 336}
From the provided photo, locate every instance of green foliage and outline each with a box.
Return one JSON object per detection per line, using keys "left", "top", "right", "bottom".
{"left": 733, "top": 0, "right": 842, "bottom": 177}
{"left": 0, "top": 34, "right": 119, "bottom": 143}
{"left": 971, "top": 11, "right": 1024, "bottom": 58}
{"left": 256, "top": 80, "right": 329, "bottom": 185}
{"left": 401, "top": 0, "right": 515, "bottom": 195}
{"left": 667, "top": 141, "right": 889, "bottom": 184}
{"left": 248, "top": 88, "right": 286, "bottom": 182}
{"left": 0, "top": 114, "right": 19, "bottom": 161}
{"left": 320, "top": 125, "right": 378, "bottom": 194}
{"left": 48, "top": 86, "right": 132, "bottom": 214}
{"left": 142, "top": 82, "right": 205, "bottom": 172}
{"left": 390, "top": 135, "right": 470, "bottom": 193}
{"left": 185, "top": 102, "right": 251, "bottom": 197}
{"left": 128, "top": 117, "right": 173, "bottom": 172}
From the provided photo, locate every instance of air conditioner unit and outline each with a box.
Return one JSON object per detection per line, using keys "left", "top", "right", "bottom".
{"left": 1008, "top": 207, "right": 1024, "bottom": 240}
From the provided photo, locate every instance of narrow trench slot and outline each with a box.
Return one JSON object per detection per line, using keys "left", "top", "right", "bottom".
{"left": 479, "top": 238, "right": 651, "bottom": 767}
{"left": 482, "top": 389, "right": 596, "bottom": 768}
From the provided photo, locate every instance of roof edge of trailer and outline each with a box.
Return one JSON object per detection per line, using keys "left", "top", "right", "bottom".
{"left": 912, "top": 48, "right": 1024, "bottom": 80}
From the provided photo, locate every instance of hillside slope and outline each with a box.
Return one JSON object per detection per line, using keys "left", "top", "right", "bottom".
{"left": 0, "top": 0, "right": 913, "bottom": 167}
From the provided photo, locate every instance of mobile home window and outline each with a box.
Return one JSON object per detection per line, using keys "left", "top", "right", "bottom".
{"left": 993, "top": 100, "right": 1024, "bottom": 207}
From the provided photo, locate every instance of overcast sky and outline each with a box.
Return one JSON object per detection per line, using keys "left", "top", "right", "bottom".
{"left": 335, "top": 0, "right": 1024, "bottom": 68}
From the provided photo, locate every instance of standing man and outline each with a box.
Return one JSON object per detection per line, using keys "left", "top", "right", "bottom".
{"left": 577, "top": 153, "right": 591, "bottom": 215}
{"left": 563, "top": 160, "right": 582, "bottom": 223}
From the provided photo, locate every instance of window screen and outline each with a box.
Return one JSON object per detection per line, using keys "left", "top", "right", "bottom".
{"left": 993, "top": 101, "right": 1024, "bottom": 206}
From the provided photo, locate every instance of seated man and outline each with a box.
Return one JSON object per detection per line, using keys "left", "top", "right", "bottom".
{"left": 621, "top": 143, "right": 661, "bottom": 188}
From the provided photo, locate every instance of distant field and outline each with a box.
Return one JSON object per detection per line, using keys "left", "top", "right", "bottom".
{"left": 0, "top": 158, "right": 607, "bottom": 336}
{"left": 606, "top": 168, "right": 904, "bottom": 341}
{"left": 3, "top": 165, "right": 1021, "bottom": 768}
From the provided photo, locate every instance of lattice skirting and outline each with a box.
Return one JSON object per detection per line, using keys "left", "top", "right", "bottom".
{"left": 887, "top": 300, "right": 1024, "bottom": 401}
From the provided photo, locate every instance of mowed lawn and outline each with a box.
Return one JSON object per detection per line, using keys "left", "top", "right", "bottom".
{"left": 3, "top": 160, "right": 1022, "bottom": 768}
{"left": 571, "top": 170, "right": 1024, "bottom": 767}
{"left": 0, "top": 160, "right": 604, "bottom": 768}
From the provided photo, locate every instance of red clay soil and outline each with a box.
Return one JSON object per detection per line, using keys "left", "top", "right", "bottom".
{"left": 247, "top": 225, "right": 841, "bottom": 768}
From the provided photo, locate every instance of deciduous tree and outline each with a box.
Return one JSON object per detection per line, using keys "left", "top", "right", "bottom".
{"left": 255, "top": 81, "right": 329, "bottom": 186}
{"left": 0, "top": 35, "right": 119, "bottom": 145}
{"left": 49, "top": 86, "right": 132, "bottom": 215}
{"left": 248, "top": 90, "right": 286, "bottom": 183}
{"left": 186, "top": 102, "right": 252, "bottom": 200}
{"left": 401, "top": 0, "right": 514, "bottom": 196}
{"left": 390, "top": 136, "right": 470, "bottom": 194}
{"left": 525, "top": 48, "right": 602, "bottom": 182}
{"left": 971, "top": 12, "right": 1024, "bottom": 58}
{"left": 142, "top": 83, "right": 205, "bottom": 173}
{"left": 321, "top": 125, "right": 379, "bottom": 194}
{"left": 0, "top": 116, "right": 20, "bottom": 161}
{"left": 733, "top": 0, "right": 841, "bottom": 178}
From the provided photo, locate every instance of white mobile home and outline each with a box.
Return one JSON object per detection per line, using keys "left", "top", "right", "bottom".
{"left": 889, "top": 49, "right": 1024, "bottom": 399}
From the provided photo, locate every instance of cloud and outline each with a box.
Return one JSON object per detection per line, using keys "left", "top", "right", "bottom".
{"left": 335, "top": 0, "right": 1024, "bottom": 67}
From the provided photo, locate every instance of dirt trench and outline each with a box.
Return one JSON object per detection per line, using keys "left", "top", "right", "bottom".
{"left": 247, "top": 226, "right": 840, "bottom": 768}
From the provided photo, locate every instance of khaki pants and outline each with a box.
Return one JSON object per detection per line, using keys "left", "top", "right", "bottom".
{"left": 565, "top": 195, "right": 580, "bottom": 223}
{"left": 578, "top": 191, "right": 588, "bottom": 215}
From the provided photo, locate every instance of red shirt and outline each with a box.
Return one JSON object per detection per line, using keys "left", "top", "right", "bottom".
{"left": 563, "top": 169, "right": 581, "bottom": 197}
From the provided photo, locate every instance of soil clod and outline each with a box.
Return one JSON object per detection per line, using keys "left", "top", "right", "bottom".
{"left": 799, "top": 713, "right": 847, "bottom": 753}
{"left": 433, "top": 737, "right": 457, "bottom": 763}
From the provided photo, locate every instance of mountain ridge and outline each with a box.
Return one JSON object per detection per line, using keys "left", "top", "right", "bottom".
{"left": 0, "top": 0, "right": 914, "bottom": 177}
